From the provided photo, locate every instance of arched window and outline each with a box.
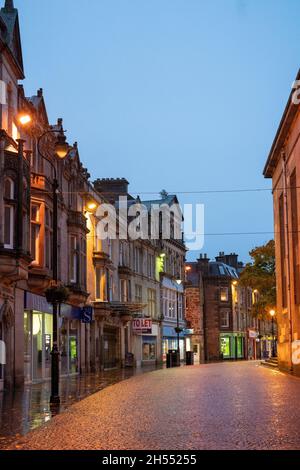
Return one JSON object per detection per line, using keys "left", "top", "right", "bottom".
{"left": 4, "top": 177, "right": 14, "bottom": 200}
{"left": 4, "top": 178, "right": 15, "bottom": 249}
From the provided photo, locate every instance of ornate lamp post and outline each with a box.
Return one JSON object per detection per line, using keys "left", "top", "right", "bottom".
{"left": 270, "top": 309, "right": 276, "bottom": 358}
{"left": 19, "top": 114, "right": 69, "bottom": 404}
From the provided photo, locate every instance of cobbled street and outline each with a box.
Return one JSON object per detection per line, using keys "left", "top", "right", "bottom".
{"left": 4, "top": 362, "right": 300, "bottom": 451}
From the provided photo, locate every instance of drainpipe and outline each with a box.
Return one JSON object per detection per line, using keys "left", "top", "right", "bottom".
{"left": 282, "top": 150, "right": 293, "bottom": 371}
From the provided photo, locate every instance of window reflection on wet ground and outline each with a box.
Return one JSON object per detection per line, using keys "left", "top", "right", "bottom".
{"left": 0, "top": 365, "right": 162, "bottom": 448}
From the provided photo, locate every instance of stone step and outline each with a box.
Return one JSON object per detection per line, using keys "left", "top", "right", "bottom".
{"left": 261, "top": 357, "right": 278, "bottom": 369}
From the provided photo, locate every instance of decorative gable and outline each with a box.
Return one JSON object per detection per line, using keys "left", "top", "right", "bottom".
{"left": 0, "top": 0, "right": 24, "bottom": 79}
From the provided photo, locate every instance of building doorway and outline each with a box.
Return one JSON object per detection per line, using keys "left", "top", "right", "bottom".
{"left": 103, "top": 327, "right": 118, "bottom": 369}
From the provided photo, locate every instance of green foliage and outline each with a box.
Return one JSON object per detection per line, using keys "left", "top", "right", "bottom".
{"left": 239, "top": 240, "right": 276, "bottom": 319}
{"left": 45, "top": 285, "right": 70, "bottom": 304}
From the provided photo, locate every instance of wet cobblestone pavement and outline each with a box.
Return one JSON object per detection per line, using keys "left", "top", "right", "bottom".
{"left": 3, "top": 361, "right": 300, "bottom": 450}
{"left": 0, "top": 365, "right": 161, "bottom": 449}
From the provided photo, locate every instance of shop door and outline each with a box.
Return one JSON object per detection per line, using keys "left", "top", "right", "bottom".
{"left": 103, "top": 329, "right": 117, "bottom": 369}
{"left": 69, "top": 336, "right": 78, "bottom": 374}
{"left": 193, "top": 344, "right": 200, "bottom": 364}
{"left": 32, "top": 313, "right": 43, "bottom": 381}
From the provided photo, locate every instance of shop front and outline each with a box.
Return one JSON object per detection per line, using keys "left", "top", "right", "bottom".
{"left": 24, "top": 292, "right": 82, "bottom": 383}
{"left": 255, "top": 334, "right": 274, "bottom": 360}
{"left": 220, "top": 333, "right": 245, "bottom": 360}
{"left": 132, "top": 318, "right": 161, "bottom": 367}
{"left": 162, "top": 326, "right": 186, "bottom": 362}
{"left": 247, "top": 329, "right": 259, "bottom": 360}
{"left": 103, "top": 326, "right": 119, "bottom": 370}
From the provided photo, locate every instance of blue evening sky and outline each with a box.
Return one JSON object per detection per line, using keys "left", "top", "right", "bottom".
{"left": 16, "top": 0, "right": 300, "bottom": 262}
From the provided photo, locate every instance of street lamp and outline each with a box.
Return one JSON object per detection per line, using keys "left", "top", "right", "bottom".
{"left": 270, "top": 309, "right": 276, "bottom": 358}
{"left": 175, "top": 279, "right": 183, "bottom": 364}
{"left": 19, "top": 115, "right": 69, "bottom": 404}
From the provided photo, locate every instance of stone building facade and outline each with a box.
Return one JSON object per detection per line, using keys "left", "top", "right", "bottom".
{"left": 186, "top": 253, "right": 275, "bottom": 363}
{"left": 264, "top": 68, "right": 300, "bottom": 376}
{"left": 92, "top": 180, "right": 188, "bottom": 368}
{"left": 185, "top": 280, "right": 205, "bottom": 364}
{"left": 0, "top": 0, "right": 98, "bottom": 389}
{"left": 0, "top": 1, "right": 189, "bottom": 390}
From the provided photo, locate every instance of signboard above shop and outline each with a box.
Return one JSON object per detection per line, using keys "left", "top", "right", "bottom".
{"left": 132, "top": 318, "right": 152, "bottom": 335}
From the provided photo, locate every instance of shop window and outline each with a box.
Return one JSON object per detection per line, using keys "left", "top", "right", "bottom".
{"left": 220, "top": 337, "right": 231, "bottom": 358}
{"left": 142, "top": 337, "right": 156, "bottom": 361}
{"left": 220, "top": 287, "right": 229, "bottom": 302}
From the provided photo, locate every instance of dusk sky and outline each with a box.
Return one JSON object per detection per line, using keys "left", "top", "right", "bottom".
{"left": 18, "top": 0, "right": 300, "bottom": 262}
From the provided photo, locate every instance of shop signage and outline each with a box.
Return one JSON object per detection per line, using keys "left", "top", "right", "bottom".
{"left": 81, "top": 306, "right": 93, "bottom": 324}
{"left": 24, "top": 292, "right": 81, "bottom": 319}
{"left": 248, "top": 330, "right": 258, "bottom": 338}
{"left": 132, "top": 318, "right": 152, "bottom": 335}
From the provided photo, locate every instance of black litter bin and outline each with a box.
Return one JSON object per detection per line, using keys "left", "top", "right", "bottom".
{"left": 186, "top": 351, "right": 194, "bottom": 366}
{"left": 167, "top": 349, "right": 180, "bottom": 368}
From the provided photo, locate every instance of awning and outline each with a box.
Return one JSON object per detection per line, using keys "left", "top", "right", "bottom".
{"left": 24, "top": 292, "right": 81, "bottom": 319}
{"left": 163, "top": 326, "right": 186, "bottom": 338}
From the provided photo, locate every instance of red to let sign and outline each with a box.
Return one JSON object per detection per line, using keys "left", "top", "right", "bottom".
{"left": 132, "top": 318, "right": 152, "bottom": 335}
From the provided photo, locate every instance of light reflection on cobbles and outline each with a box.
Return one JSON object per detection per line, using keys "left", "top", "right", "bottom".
{"left": 0, "top": 365, "right": 162, "bottom": 449}
{"left": 4, "top": 362, "right": 300, "bottom": 450}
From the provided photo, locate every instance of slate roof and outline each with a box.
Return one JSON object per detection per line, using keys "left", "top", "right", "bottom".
{"left": 209, "top": 262, "right": 239, "bottom": 279}
{"left": 0, "top": 0, "right": 24, "bottom": 78}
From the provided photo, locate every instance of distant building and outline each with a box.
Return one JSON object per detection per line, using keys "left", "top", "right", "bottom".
{"left": 186, "top": 253, "right": 275, "bottom": 363}
{"left": 93, "top": 180, "right": 188, "bottom": 367}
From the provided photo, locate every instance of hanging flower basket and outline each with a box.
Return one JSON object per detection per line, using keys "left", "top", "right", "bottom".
{"left": 175, "top": 327, "right": 183, "bottom": 334}
{"left": 45, "top": 285, "right": 70, "bottom": 304}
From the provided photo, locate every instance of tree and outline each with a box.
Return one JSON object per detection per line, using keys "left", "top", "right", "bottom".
{"left": 239, "top": 240, "right": 276, "bottom": 319}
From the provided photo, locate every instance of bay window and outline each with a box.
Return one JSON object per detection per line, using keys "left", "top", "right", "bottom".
{"left": 148, "top": 288, "right": 157, "bottom": 317}
{"left": 95, "top": 266, "right": 106, "bottom": 301}
{"left": 4, "top": 178, "right": 15, "bottom": 249}
{"left": 31, "top": 204, "right": 41, "bottom": 264}
{"left": 120, "top": 279, "right": 128, "bottom": 302}
{"left": 70, "top": 235, "right": 78, "bottom": 283}
{"left": 45, "top": 208, "right": 53, "bottom": 270}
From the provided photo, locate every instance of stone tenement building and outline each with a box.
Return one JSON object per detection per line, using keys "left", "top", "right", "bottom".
{"left": 264, "top": 68, "right": 300, "bottom": 376}
{"left": 0, "top": 1, "right": 190, "bottom": 391}
{"left": 185, "top": 253, "right": 275, "bottom": 363}
{"left": 93, "top": 179, "right": 188, "bottom": 366}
